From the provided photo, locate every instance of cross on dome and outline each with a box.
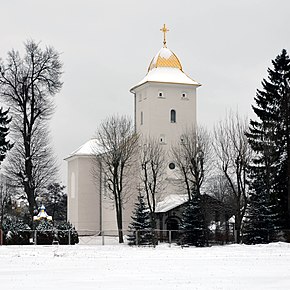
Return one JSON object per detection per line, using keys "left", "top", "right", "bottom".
{"left": 160, "top": 24, "right": 169, "bottom": 47}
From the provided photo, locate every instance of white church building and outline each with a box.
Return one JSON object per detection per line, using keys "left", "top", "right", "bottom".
{"left": 65, "top": 25, "right": 201, "bottom": 235}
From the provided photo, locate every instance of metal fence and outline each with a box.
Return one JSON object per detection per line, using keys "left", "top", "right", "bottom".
{"left": 0, "top": 229, "right": 77, "bottom": 246}
{"left": 0, "top": 228, "right": 235, "bottom": 246}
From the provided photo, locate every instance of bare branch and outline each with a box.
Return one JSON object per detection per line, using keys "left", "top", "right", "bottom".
{"left": 213, "top": 112, "right": 252, "bottom": 243}
{"left": 93, "top": 115, "right": 138, "bottom": 243}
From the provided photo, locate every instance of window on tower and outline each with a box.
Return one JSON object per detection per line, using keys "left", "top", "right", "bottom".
{"left": 158, "top": 91, "right": 164, "bottom": 98}
{"left": 181, "top": 92, "right": 188, "bottom": 99}
{"left": 170, "top": 109, "right": 176, "bottom": 123}
{"left": 160, "top": 134, "right": 166, "bottom": 144}
{"left": 141, "top": 111, "right": 143, "bottom": 125}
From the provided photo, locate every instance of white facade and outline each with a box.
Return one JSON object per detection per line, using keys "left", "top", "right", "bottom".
{"left": 132, "top": 82, "right": 198, "bottom": 148}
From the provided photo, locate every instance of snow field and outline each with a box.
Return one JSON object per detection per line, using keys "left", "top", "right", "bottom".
{"left": 0, "top": 242, "right": 290, "bottom": 290}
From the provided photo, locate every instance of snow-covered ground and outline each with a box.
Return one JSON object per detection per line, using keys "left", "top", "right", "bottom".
{"left": 0, "top": 242, "right": 290, "bottom": 290}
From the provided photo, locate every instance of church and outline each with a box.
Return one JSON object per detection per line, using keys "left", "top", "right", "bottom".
{"left": 65, "top": 25, "right": 204, "bottom": 236}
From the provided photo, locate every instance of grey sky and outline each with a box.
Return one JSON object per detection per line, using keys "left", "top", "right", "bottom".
{"left": 1, "top": 0, "right": 290, "bottom": 183}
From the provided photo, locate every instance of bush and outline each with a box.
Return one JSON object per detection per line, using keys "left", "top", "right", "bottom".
{"left": 2, "top": 216, "right": 31, "bottom": 245}
{"left": 57, "top": 222, "right": 79, "bottom": 245}
{"left": 1, "top": 215, "right": 79, "bottom": 245}
{"left": 35, "top": 220, "right": 55, "bottom": 245}
{"left": 35, "top": 220, "right": 79, "bottom": 245}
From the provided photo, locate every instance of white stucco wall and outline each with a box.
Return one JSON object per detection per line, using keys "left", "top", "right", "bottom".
{"left": 135, "top": 82, "right": 196, "bottom": 145}
{"left": 133, "top": 81, "right": 198, "bottom": 194}
{"left": 67, "top": 156, "right": 101, "bottom": 233}
{"left": 67, "top": 154, "right": 138, "bottom": 234}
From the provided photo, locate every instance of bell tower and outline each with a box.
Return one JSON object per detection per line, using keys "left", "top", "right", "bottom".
{"left": 130, "top": 25, "right": 201, "bottom": 158}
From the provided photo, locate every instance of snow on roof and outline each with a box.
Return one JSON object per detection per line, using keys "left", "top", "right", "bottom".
{"left": 33, "top": 205, "right": 52, "bottom": 221}
{"left": 130, "top": 67, "right": 201, "bottom": 92}
{"left": 65, "top": 138, "right": 99, "bottom": 159}
{"left": 148, "top": 47, "right": 183, "bottom": 71}
{"left": 155, "top": 194, "right": 188, "bottom": 213}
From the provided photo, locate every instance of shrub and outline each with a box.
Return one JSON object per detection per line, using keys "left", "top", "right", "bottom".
{"left": 57, "top": 221, "right": 79, "bottom": 245}
{"left": 2, "top": 216, "right": 31, "bottom": 245}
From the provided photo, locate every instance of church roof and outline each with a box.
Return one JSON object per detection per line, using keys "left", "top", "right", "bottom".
{"left": 155, "top": 194, "right": 188, "bottom": 213}
{"left": 130, "top": 46, "right": 201, "bottom": 92}
{"left": 148, "top": 47, "right": 182, "bottom": 71}
{"left": 65, "top": 138, "right": 98, "bottom": 160}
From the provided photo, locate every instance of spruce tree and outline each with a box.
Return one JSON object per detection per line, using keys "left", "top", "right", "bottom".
{"left": 243, "top": 171, "right": 279, "bottom": 244}
{"left": 0, "top": 107, "right": 13, "bottom": 166}
{"left": 127, "top": 193, "right": 153, "bottom": 246}
{"left": 180, "top": 192, "right": 206, "bottom": 247}
{"left": 246, "top": 49, "right": 290, "bottom": 236}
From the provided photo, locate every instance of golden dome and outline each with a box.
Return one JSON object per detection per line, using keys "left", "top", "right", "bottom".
{"left": 148, "top": 47, "right": 183, "bottom": 72}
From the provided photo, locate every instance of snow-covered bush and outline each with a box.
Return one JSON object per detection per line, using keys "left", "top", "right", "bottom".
{"left": 35, "top": 220, "right": 79, "bottom": 245}
{"left": 57, "top": 221, "right": 79, "bottom": 245}
{"left": 2, "top": 216, "right": 31, "bottom": 245}
{"left": 35, "top": 220, "right": 54, "bottom": 245}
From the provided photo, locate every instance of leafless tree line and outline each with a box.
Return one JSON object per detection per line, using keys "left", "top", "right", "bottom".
{"left": 94, "top": 112, "right": 251, "bottom": 243}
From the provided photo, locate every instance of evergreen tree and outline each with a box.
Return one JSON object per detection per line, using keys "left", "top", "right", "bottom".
{"left": 39, "top": 183, "right": 67, "bottom": 223}
{"left": 180, "top": 192, "right": 206, "bottom": 247}
{"left": 243, "top": 171, "right": 279, "bottom": 244}
{"left": 0, "top": 107, "right": 13, "bottom": 166}
{"left": 127, "top": 193, "right": 153, "bottom": 246}
{"left": 246, "top": 49, "right": 290, "bottom": 233}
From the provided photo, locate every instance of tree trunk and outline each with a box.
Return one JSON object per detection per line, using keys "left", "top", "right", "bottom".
{"left": 116, "top": 196, "right": 124, "bottom": 243}
{"left": 117, "top": 211, "right": 124, "bottom": 243}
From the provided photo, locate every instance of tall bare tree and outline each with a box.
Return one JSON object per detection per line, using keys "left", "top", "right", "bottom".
{"left": 171, "top": 126, "right": 212, "bottom": 200}
{"left": 213, "top": 113, "right": 252, "bottom": 243}
{"left": 95, "top": 115, "right": 138, "bottom": 243}
{"left": 0, "top": 40, "right": 63, "bottom": 218}
{"left": 139, "top": 137, "right": 166, "bottom": 227}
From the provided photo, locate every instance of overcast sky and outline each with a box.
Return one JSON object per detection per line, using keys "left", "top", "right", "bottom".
{"left": 1, "top": 0, "right": 290, "bottom": 184}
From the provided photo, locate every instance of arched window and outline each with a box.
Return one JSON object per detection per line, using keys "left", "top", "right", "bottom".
{"left": 158, "top": 91, "right": 164, "bottom": 98}
{"left": 170, "top": 109, "right": 176, "bottom": 123}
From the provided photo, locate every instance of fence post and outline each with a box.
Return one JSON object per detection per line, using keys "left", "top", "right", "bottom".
{"left": 34, "top": 230, "right": 37, "bottom": 245}
{"left": 0, "top": 229, "right": 3, "bottom": 245}
{"left": 135, "top": 231, "right": 138, "bottom": 245}
{"left": 169, "top": 230, "right": 172, "bottom": 247}
{"left": 68, "top": 229, "right": 71, "bottom": 245}
{"left": 101, "top": 231, "right": 105, "bottom": 246}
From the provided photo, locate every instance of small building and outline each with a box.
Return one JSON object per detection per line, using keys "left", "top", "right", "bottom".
{"left": 155, "top": 194, "right": 234, "bottom": 242}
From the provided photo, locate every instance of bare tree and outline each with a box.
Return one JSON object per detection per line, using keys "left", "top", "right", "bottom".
{"left": 0, "top": 40, "right": 63, "bottom": 218}
{"left": 213, "top": 113, "right": 252, "bottom": 243}
{"left": 206, "top": 174, "right": 235, "bottom": 209}
{"left": 95, "top": 115, "right": 138, "bottom": 243}
{"left": 171, "top": 126, "right": 212, "bottom": 199}
{"left": 139, "top": 137, "right": 166, "bottom": 228}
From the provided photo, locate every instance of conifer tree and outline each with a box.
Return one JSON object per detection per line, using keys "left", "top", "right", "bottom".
{"left": 0, "top": 107, "right": 12, "bottom": 166}
{"left": 243, "top": 172, "right": 279, "bottom": 244}
{"left": 246, "top": 49, "right": 290, "bottom": 235}
{"left": 127, "top": 193, "right": 153, "bottom": 246}
{"left": 180, "top": 191, "right": 206, "bottom": 247}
